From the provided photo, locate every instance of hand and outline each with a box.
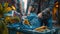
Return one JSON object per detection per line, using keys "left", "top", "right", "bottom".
{"left": 27, "top": 11, "right": 30, "bottom": 16}
{"left": 38, "top": 13, "right": 42, "bottom": 18}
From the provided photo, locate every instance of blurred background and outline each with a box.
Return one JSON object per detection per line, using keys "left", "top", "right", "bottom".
{"left": 0, "top": 0, "right": 59, "bottom": 34}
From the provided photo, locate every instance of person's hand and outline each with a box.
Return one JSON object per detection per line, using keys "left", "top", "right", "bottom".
{"left": 27, "top": 11, "right": 30, "bottom": 16}
{"left": 38, "top": 13, "right": 42, "bottom": 18}
{"left": 27, "top": 6, "right": 32, "bottom": 16}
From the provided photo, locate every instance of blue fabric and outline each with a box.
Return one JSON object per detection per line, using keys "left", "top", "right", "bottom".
{"left": 27, "top": 13, "right": 37, "bottom": 21}
{"left": 20, "top": 18, "right": 41, "bottom": 30}
{"left": 30, "top": 17, "right": 41, "bottom": 29}
{"left": 47, "top": 18, "right": 52, "bottom": 29}
{"left": 21, "top": 13, "right": 52, "bottom": 30}
{"left": 20, "top": 13, "right": 41, "bottom": 30}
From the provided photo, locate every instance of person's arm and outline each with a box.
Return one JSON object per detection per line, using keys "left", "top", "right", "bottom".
{"left": 27, "top": 6, "right": 32, "bottom": 16}
{"left": 38, "top": 8, "right": 50, "bottom": 18}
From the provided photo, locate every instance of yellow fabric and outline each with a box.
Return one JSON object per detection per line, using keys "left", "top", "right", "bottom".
{"left": 5, "top": 7, "right": 12, "bottom": 12}
{"left": 4, "top": 2, "right": 8, "bottom": 8}
{"left": 11, "top": 6, "right": 16, "bottom": 10}
{"left": 23, "top": 19, "right": 30, "bottom": 25}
